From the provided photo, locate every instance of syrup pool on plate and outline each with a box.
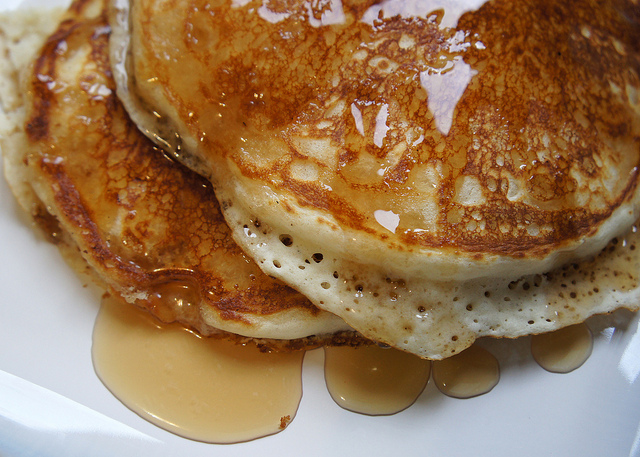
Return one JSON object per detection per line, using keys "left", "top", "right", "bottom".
{"left": 92, "top": 295, "right": 304, "bottom": 444}
{"left": 531, "top": 323, "right": 593, "bottom": 373}
{"left": 432, "top": 344, "right": 500, "bottom": 399}
{"left": 92, "top": 294, "right": 597, "bottom": 441}
{"left": 323, "top": 344, "right": 431, "bottom": 415}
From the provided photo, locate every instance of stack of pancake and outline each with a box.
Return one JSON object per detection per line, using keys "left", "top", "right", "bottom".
{"left": 2, "top": 0, "right": 640, "bottom": 359}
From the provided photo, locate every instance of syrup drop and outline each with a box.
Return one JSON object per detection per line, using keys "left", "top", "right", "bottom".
{"left": 323, "top": 345, "right": 431, "bottom": 415}
{"left": 92, "top": 295, "right": 304, "bottom": 443}
{"left": 146, "top": 276, "right": 201, "bottom": 323}
{"left": 530, "top": 323, "right": 593, "bottom": 373}
{"left": 432, "top": 345, "right": 500, "bottom": 399}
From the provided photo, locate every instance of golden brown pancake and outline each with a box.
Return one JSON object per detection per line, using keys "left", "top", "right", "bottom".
{"left": 112, "top": 0, "right": 640, "bottom": 358}
{"left": 0, "top": 0, "right": 359, "bottom": 349}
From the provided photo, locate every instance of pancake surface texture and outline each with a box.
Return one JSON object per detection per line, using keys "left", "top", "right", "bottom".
{"left": 113, "top": 0, "right": 640, "bottom": 358}
{"left": 0, "top": 0, "right": 355, "bottom": 348}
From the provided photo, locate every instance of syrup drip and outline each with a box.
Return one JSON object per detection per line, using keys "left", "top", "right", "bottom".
{"left": 92, "top": 295, "right": 304, "bottom": 444}
{"left": 323, "top": 345, "right": 431, "bottom": 415}
{"left": 431, "top": 345, "right": 500, "bottom": 398}
{"left": 530, "top": 323, "right": 593, "bottom": 373}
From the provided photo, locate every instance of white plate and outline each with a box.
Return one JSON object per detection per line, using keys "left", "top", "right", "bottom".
{"left": 1, "top": 2, "right": 640, "bottom": 455}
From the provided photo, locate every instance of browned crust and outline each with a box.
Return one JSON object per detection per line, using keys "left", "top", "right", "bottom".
{"left": 134, "top": 0, "right": 640, "bottom": 261}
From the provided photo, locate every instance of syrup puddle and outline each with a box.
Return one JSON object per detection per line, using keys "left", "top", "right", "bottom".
{"left": 432, "top": 345, "right": 500, "bottom": 398}
{"left": 531, "top": 323, "right": 593, "bottom": 373}
{"left": 92, "top": 295, "right": 304, "bottom": 444}
{"left": 92, "top": 296, "right": 597, "bottom": 442}
{"left": 323, "top": 345, "right": 430, "bottom": 415}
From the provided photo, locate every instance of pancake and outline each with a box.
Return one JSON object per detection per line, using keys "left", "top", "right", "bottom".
{"left": 0, "top": 0, "right": 359, "bottom": 349}
{"left": 112, "top": 0, "right": 640, "bottom": 358}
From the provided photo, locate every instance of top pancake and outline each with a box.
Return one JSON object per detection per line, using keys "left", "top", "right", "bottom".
{"left": 0, "top": 0, "right": 354, "bottom": 348}
{"left": 115, "top": 0, "right": 640, "bottom": 279}
{"left": 112, "top": 0, "right": 640, "bottom": 357}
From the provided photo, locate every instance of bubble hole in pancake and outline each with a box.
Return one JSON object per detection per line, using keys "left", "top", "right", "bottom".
{"left": 0, "top": 0, "right": 360, "bottom": 351}
{"left": 111, "top": 0, "right": 640, "bottom": 358}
